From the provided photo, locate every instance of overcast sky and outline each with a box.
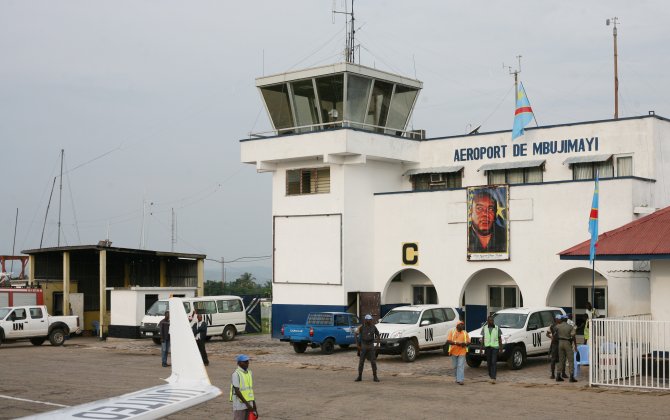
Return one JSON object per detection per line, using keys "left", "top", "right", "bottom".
{"left": 2, "top": 1, "right": 669, "bottom": 281}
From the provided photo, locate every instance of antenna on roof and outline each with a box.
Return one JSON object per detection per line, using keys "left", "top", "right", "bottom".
{"left": 332, "top": 0, "right": 357, "bottom": 63}
{"left": 503, "top": 55, "right": 522, "bottom": 101}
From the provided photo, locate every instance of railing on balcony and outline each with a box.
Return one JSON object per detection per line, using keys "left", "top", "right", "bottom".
{"left": 590, "top": 317, "right": 670, "bottom": 390}
{"left": 248, "top": 121, "right": 425, "bottom": 140}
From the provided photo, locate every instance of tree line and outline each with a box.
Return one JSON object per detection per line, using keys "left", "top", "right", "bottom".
{"left": 204, "top": 272, "right": 271, "bottom": 297}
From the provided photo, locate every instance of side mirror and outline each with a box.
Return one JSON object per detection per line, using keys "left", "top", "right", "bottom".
{"left": 420, "top": 319, "right": 431, "bottom": 327}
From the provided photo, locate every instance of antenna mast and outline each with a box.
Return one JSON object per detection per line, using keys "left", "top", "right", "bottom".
{"left": 606, "top": 17, "right": 619, "bottom": 119}
{"left": 503, "top": 55, "right": 522, "bottom": 100}
{"left": 333, "top": 0, "right": 357, "bottom": 63}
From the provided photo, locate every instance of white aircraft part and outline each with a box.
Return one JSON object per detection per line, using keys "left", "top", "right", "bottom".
{"left": 21, "top": 298, "right": 222, "bottom": 419}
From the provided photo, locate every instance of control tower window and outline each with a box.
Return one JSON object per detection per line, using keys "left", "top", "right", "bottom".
{"left": 286, "top": 167, "right": 331, "bottom": 196}
{"left": 346, "top": 74, "right": 372, "bottom": 128}
{"left": 260, "top": 84, "right": 294, "bottom": 134}
{"left": 386, "top": 85, "right": 418, "bottom": 134}
{"left": 365, "top": 80, "right": 393, "bottom": 132}
{"left": 291, "top": 79, "right": 320, "bottom": 131}
{"left": 316, "top": 75, "right": 344, "bottom": 125}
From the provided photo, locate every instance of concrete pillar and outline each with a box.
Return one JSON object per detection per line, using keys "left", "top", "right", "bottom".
{"left": 159, "top": 260, "right": 167, "bottom": 287}
{"left": 29, "top": 255, "right": 35, "bottom": 286}
{"left": 63, "top": 251, "right": 70, "bottom": 316}
{"left": 197, "top": 259, "right": 205, "bottom": 297}
{"left": 99, "top": 250, "right": 107, "bottom": 338}
{"left": 124, "top": 262, "right": 130, "bottom": 287}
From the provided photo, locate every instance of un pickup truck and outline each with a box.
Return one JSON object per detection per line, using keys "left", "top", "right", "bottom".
{"left": 0, "top": 305, "right": 80, "bottom": 346}
{"left": 280, "top": 312, "right": 360, "bottom": 354}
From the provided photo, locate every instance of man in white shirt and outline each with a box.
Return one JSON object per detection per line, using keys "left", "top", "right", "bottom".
{"left": 192, "top": 312, "right": 209, "bottom": 366}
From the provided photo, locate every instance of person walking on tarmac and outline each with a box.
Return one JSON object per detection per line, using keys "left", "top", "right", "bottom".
{"left": 159, "top": 311, "right": 170, "bottom": 367}
{"left": 555, "top": 315, "right": 578, "bottom": 382}
{"left": 447, "top": 321, "right": 470, "bottom": 385}
{"left": 192, "top": 312, "right": 209, "bottom": 366}
{"left": 480, "top": 315, "right": 503, "bottom": 383}
{"left": 354, "top": 314, "right": 380, "bottom": 382}
{"left": 546, "top": 314, "right": 566, "bottom": 379}
{"left": 230, "top": 354, "right": 258, "bottom": 420}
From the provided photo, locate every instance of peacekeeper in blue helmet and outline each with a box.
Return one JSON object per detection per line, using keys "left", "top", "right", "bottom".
{"left": 354, "top": 314, "right": 380, "bottom": 382}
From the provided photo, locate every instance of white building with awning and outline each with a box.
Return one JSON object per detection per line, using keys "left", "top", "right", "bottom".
{"left": 240, "top": 62, "right": 670, "bottom": 336}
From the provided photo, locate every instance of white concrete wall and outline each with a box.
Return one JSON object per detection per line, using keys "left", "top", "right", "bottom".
{"left": 651, "top": 260, "right": 670, "bottom": 321}
{"left": 111, "top": 290, "right": 140, "bottom": 326}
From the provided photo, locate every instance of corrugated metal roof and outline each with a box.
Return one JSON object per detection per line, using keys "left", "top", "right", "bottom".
{"left": 559, "top": 206, "right": 670, "bottom": 260}
{"left": 403, "top": 165, "right": 464, "bottom": 176}
{"left": 562, "top": 154, "right": 612, "bottom": 165}
{"left": 477, "top": 160, "right": 545, "bottom": 172}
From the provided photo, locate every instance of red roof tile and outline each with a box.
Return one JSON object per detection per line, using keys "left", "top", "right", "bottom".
{"left": 559, "top": 206, "right": 670, "bottom": 259}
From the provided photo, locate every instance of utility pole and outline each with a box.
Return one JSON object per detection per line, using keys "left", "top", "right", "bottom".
{"left": 171, "top": 208, "right": 176, "bottom": 252}
{"left": 11, "top": 208, "right": 18, "bottom": 273}
{"left": 57, "top": 149, "right": 64, "bottom": 247}
{"left": 606, "top": 17, "right": 619, "bottom": 119}
{"left": 221, "top": 257, "right": 225, "bottom": 293}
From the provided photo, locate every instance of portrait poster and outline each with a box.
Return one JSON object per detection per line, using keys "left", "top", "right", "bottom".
{"left": 467, "top": 185, "right": 509, "bottom": 261}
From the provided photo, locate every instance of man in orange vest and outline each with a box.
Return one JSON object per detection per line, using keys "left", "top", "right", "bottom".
{"left": 447, "top": 320, "right": 470, "bottom": 385}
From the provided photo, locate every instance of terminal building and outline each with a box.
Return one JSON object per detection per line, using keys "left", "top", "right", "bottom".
{"left": 240, "top": 62, "right": 670, "bottom": 335}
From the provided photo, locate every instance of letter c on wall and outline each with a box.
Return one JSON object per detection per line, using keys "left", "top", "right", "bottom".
{"left": 402, "top": 243, "right": 419, "bottom": 265}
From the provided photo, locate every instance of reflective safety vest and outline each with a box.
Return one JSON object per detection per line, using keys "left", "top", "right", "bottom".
{"left": 230, "top": 368, "right": 254, "bottom": 402}
{"left": 447, "top": 328, "right": 470, "bottom": 355}
{"left": 483, "top": 325, "right": 500, "bottom": 347}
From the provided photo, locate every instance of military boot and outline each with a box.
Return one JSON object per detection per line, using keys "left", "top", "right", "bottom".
{"left": 569, "top": 376, "right": 578, "bottom": 383}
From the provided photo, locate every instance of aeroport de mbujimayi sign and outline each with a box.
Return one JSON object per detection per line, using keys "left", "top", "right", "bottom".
{"left": 453, "top": 137, "right": 599, "bottom": 162}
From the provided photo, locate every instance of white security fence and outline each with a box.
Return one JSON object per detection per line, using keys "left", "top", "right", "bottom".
{"left": 590, "top": 317, "right": 670, "bottom": 390}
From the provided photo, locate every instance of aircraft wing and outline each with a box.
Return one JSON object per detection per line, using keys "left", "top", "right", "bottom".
{"left": 21, "top": 298, "right": 222, "bottom": 419}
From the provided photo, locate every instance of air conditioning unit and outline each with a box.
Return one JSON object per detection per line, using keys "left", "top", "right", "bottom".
{"left": 430, "top": 173, "right": 444, "bottom": 183}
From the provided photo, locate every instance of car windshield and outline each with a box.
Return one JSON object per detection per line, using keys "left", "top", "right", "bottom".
{"left": 493, "top": 312, "right": 528, "bottom": 329}
{"left": 146, "top": 301, "right": 169, "bottom": 316}
{"left": 0, "top": 308, "right": 10, "bottom": 319}
{"left": 381, "top": 310, "right": 420, "bottom": 324}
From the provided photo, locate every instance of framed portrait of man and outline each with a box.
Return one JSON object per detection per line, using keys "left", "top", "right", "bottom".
{"left": 467, "top": 186, "right": 509, "bottom": 261}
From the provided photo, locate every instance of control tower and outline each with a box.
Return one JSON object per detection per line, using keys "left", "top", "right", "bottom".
{"left": 242, "top": 59, "right": 424, "bottom": 336}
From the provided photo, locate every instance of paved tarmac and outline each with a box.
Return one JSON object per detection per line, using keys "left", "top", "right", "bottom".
{"left": 1, "top": 334, "right": 668, "bottom": 419}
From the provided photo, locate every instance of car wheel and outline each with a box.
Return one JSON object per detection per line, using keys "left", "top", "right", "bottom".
{"left": 222, "top": 326, "right": 236, "bottom": 342}
{"left": 152, "top": 338, "right": 161, "bottom": 345}
{"left": 49, "top": 329, "right": 66, "bottom": 346}
{"left": 30, "top": 337, "right": 46, "bottom": 346}
{"left": 293, "top": 343, "right": 307, "bottom": 353}
{"left": 321, "top": 338, "right": 335, "bottom": 354}
{"left": 401, "top": 340, "right": 418, "bottom": 362}
{"left": 507, "top": 345, "right": 525, "bottom": 370}
{"left": 466, "top": 355, "right": 482, "bottom": 368}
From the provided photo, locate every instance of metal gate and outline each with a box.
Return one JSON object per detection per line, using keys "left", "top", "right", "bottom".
{"left": 241, "top": 295, "right": 263, "bottom": 333}
{"left": 591, "top": 316, "right": 669, "bottom": 390}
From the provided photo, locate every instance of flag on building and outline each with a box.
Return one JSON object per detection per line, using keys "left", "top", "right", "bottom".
{"left": 512, "top": 82, "right": 534, "bottom": 140}
{"left": 588, "top": 174, "right": 599, "bottom": 263}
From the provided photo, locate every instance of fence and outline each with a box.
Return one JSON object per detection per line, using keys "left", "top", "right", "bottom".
{"left": 590, "top": 318, "right": 670, "bottom": 390}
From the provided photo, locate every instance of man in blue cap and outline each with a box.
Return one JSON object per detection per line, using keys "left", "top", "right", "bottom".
{"left": 354, "top": 314, "right": 380, "bottom": 382}
{"left": 230, "top": 354, "right": 258, "bottom": 420}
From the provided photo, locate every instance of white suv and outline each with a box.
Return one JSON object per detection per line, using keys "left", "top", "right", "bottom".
{"left": 376, "top": 305, "right": 460, "bottom": 362}
{"left": 467, "top": 306, "right": 566, "bottom": 370}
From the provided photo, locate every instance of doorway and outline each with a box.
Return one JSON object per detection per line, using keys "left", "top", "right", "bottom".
{"left": 574, "top": 286, "right": 607, "bottom": 334}
{"left": 488, "top": 286, "right": 522, "bottom": 315}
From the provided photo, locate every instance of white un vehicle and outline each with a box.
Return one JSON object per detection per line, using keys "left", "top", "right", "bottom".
{"left": 376, "top": 304, "right": 460, "bottom": 362}
{"left": 0, "top": 305, "right": 80, "bottom": 346}
{"left": 467, "top": 306, "right": 566, "bottom": 370}
{"left": 140, "top": 295, "right": 246, "bottom": 344}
